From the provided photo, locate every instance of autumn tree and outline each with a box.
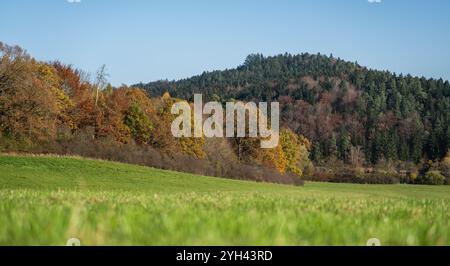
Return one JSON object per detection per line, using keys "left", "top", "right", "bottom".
{"left": 94, "top": 88, "right": 131, "bottom": 143}
{"left": 53, "top": 62, "right": 96, "bottom": 132}
{"left": 280, "top": 128, "right": 312, "bottom": 177}
{"left": 124, "top": 103, "right": 152, "bottom": 144}
{"left": 0, "top": 43, "right": 62, "bottom": 143}
{"left": 149, "top": 92, "right": 181, "bottom": 153}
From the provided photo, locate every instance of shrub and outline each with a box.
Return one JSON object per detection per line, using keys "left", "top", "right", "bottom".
{"left": 421, "top": 170, "right": 446, "bottom": 185}
{"left": 399, "top": 171, "right": 419, "bottom": 184}
{"left": 306, "top": 167, "right": 400, "bottom": 184}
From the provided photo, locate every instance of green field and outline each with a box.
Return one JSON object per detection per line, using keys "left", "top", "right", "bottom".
{"left": 0, "top": 155, "right": 449, "bottom": 246}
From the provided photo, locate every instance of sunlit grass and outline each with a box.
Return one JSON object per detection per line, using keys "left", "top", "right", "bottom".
{"left": 1, "top": 155, "right": 449, "bottom": 246}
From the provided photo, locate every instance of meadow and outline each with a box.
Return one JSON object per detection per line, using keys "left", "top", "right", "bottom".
{"left": 0, "top": 155, "right": 449, "bottom": 246}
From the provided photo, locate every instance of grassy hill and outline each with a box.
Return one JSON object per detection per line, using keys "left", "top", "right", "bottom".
{"left": 0, "top": 155, "right": 449, "bottom": 245}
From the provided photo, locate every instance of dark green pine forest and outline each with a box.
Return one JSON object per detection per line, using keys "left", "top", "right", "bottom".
{"left": 137, "top": 53, "right": 450, "bottom": 166}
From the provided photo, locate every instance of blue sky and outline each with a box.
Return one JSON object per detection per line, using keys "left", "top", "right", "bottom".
{"left": 1, "top": 0, "right": 449, "bottom": 85}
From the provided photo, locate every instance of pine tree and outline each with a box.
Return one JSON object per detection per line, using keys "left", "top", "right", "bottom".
{"left": 338, "top": 129, "right": 351, "bottom": 163}
{"left": 385, "top": 132, "right": 398, "bottom": 161}
{"left": 311, "top": 141, "right": 322, "bottom": 163}
{"left": 328, "top": 134, "right": 338, "bottom": 160}
{"left": 427, "top": 118, "right": 445, "bottom": 160}
{"left": 446, "top": 126, "right": 450, "bottom": 155}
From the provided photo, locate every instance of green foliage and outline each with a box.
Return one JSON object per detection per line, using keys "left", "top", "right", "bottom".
{"left": 327, "top": 134, "right": 338, "bottom": 160}
{"left": 311, "top": 141, "right": 322, "bottom": 163}
{"left": 422, "top": 170, "right": 446, "bottom": 185}
{"left": 337, "top": 129, "right": 351, "bottom": 163}
{"left": 124, "top": 103, "right": 153, "bottom": 144}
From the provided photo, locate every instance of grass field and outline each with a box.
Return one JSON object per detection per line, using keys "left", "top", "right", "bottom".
{"left": 0, "top": 155, "right": 449, "bottom": 246}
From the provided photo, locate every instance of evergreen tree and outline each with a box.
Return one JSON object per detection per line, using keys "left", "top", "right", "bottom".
{"left": 338, "top": 129, "right": 351, "bottom": 163}
{"left": 328, "top": 134, "right": 338, "bottom": 160}
{"left": 311, "top": 141, "right": 322, "bottom": 163}
{"left": 385, "top": 132, "right": 398, "bottom": 161}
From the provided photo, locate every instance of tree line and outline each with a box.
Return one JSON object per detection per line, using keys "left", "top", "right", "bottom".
{"left": 0, "top": 42, "right": 311, "bottom": 185}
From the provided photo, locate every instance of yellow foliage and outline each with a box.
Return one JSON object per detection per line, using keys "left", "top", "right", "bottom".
{"left": 279, "top": 128, "right": 312, "bottom": 177}
{"left": 35, "top": 63, "right": 72, "bottom": 112}
{"left": 274, "top": 144, "right": 287, "bottom": 174}
{"left": 179, "top": 137, "right": 206, "bottom": 159}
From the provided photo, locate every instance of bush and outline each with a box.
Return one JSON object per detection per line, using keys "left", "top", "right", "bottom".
{"left": 421, "top": 170, "right": 446, "bottom": 185}
{"left": 306, "top": 167, "right": 400, "bottom": 184}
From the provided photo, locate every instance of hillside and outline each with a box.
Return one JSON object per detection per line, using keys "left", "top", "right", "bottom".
{"left": 0, "top": 43, "right": 309, "bottom": 185}
{"left": 0, "top": 154, "right": 295, "bottom": 193}
{"left": 137, "top": 53, "right": 450, "bottom": 165}
{"left": 1, "top": 155, "right": 450, "bottom": 245}
{"left": 3, "top": 43, "right": 450, "bottom": 185}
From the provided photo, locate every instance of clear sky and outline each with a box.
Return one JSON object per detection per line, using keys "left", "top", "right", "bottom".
{"left": 1, "top": 0, "right": 449, "bottom": 85}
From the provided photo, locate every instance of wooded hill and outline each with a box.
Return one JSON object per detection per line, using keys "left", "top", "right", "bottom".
{"left": 137, "top": 53, "right": 450, "bottom": 166}
{"left": 2, "top": 41, "right": 449, "bottom": 185}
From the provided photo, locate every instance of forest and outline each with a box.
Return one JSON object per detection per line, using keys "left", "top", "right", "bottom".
{"left": 1, "top": 42, "right": 450, "bottom": 185}
{"left": 137, "top": 53, "right": 450, "bottom": 185}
